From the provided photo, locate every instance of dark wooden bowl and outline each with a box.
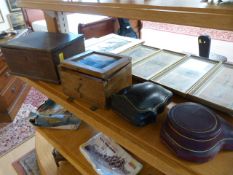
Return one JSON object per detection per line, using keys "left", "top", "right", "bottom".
{"left": 161, "top": 102, "right": 233, "bottom": 163}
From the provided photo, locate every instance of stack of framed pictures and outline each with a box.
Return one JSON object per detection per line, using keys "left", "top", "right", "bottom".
{"left": 86, "top": 34, "right": 143, "bottom": 54}
{"left": 119, "top": 44, "right": 160, "bottom": 64}
{"left": 151, "top": 55, "right": 220, "bottom": 96}
{"left": 132, "top": 50, "right": 186, "bottom": 80}
{"left": 86, "top": 33, "right": 233, "bottom": 115}
{"left": 189, "top": 63, "right": 233, "bottom": 115}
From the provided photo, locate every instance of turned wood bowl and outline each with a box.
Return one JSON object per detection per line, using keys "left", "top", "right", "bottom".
{"left": 161, "top": 102, "right": 233, "bottom": 163}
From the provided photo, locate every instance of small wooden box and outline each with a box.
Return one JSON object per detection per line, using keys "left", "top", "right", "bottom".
{"left": 1, "top": 32, "right": 85, "bottom": 83}
{"left": 59, "top": 51, "right": 132, "bottom": 108}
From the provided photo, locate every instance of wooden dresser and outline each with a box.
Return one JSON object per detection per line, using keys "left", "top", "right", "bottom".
{"left": 0, "top": 54, "right": 30, "bottom": 122}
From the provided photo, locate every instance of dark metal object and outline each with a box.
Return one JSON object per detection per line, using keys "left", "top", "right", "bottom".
{"left": 198, "top": 35, "right": 211, "bottom": 58}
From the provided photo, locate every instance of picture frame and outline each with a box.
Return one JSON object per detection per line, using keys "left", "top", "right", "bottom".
{"left": 132, "top": 50, "right": 186, "bottom": 80}
{"left": 6, "top": 0, "right": 21, "bottom": 12}
{"left": 7, "top": 12, "right": 26, "bottom": 30}
{"left": 120, "top": 44, "right": 160, "bottom": 64}
{"left": 61, "top": 50, "right": 131, "bottom": 79}
{"left": 151, "top": 55, "right": 220, "bottom": 95}
{"left": 189, "top": 63, "right": 233, "bottom": 115}
{"left": 0, "top": 10, "right": 4, "bottom": 23}
{"left": 86, "top": 33, "right": 143, "bottom": 54}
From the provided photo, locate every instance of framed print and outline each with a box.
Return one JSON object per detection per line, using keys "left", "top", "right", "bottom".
{"left": 120, "top": 44, "right": 160, "bottom": 64}
{"left": 7, "top": 12, "right": 26, "bottom": 30}
{"left": 132, "top": 50, "right": 186, "bottom": 80}
{"left": 189, "top": 63, "right": 233, "bottom": 115}
{"left": 6, "top": 0, "right": 21, "bottom": 12}
{"left": 0, "top": 10, "right": 4, "bottom": 23}
{"left": 86, "top": 33, "right": 143, "bottom": 54}
{"left": 152, "top": 55, "right": 219, "bottom": 95}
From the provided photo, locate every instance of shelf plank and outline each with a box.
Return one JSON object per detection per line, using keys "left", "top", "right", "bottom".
{"left": 36, "top": 131, "right": 58, "bottom": 175}
{"left": 58, "top": 161, "right": 81, "bottom": 175}
{"left": 36, "top": 122, "right": 163, "bottom": 175}
{"left": 23, "top": 78, "right": 233, "bottom": 175}
{"left": 18, "top": 0, "right": 233, "bottom": 31}
{"left": 36, "top": 123, "right": 98, "bottom": 175}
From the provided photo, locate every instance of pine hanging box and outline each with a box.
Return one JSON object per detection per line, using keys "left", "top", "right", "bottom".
{"left": 59, "top": 50, "right": 132, "bottom": 108}
{"left": 0, "top": 32, "right": 85, "bottom": 83}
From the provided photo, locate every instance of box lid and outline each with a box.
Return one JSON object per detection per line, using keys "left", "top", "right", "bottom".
{"left": 60, "top": 50, "right": 131, "bottom": 79}
{"left": 0, "top": 32, "right": 83, "bottom": 52}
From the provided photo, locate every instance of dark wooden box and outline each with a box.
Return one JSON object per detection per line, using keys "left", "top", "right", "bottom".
{"left": 1, "top": 32, "right": 85, "bottom": 83}
{"left": 59, "top": 51, "right": 132, "bottom": 108}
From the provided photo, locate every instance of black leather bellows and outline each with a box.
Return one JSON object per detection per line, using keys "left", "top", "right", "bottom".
{"left": 111, "top": 82, "right": 173, "bottom": 126}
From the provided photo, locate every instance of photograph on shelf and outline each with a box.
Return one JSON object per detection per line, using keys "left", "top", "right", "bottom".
{"left": 189, "top": 63, "right": 233, "bottom": 114}
{"left": 86, "top": 33, "right": 143, "bottom": 54}
{"left": 120, "top": 44, "right": 160, "bottom": 64}
{"left": 0, "top": 10, "right": 4, "bottom": 23}
{"left": 132, "top": 50, "right": 186, "bottom": 80}
{"left": 6, "top": 0, "right": 21, "bottom": 12}
{"left": 80, "top": 133, "right": 143, "bottom": 175}
{"left": 152, "top": 56, "right": 219, "bottom": 94}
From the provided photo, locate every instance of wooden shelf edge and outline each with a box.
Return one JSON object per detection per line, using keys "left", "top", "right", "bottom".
{"left": 35, "top": 131, "right": 58, "bottom": 175}
{"left": 18, "top": 0, "right": 233, "bottom": 31}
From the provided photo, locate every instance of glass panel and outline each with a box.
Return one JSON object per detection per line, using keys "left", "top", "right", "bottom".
{"left": 155, "top": 57, "right": 215, "bottom": 93}
{"left": 133, "top": 50, "right": 184, "bottom": 79}
{"left": 121, "top": 45, "right": 159, "bottom": 64}
{"left": 194, "top": 65, "right": 233, "bottom": 109}
{"left": 90, "top": 37, "right": 130, "bottom": 52}
{"left": 74, "top": 53, "right": 117, "bottom": 69}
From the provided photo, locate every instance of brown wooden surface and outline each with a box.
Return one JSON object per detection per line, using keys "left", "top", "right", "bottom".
{"left": 36, "top": 131, "right": 58, "bottom": 175}
{"left": 8, "top": 84, "right": 31, "bottom": 119}
{"left": 22, "top": 77, "right": 233, "bottom": 175}
{"left": 44, "top": 11, "right": 59, "bottom": 32}
{"left": 18, "top": 0, "right": 233, "bottom": 31}
{"left": 78, "top": 17, "right": 116, "bottom": 39}
{"left": 58, "top": 161, "right": 81, "bottom": 175}
{"left": 0, "top": 56, "right": 30, "bottom": 121}
{"left": 59, "top": 63, "right": 132, "bottom": 108}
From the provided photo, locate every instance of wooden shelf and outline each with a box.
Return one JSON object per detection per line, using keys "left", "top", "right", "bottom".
{"left": 22, "top": 78, "right": 233, "bottom": 175}
{"left": 18, "top": 0, "right": 233, "bottom": 31}
{"left": 36, "top": 121, "right": 163, "bottom": 175}
{"left": 36, "top": 123, "right": 98, "bottom": 175}
{"left": 36, "top": 131, "right": 58, "bottom": 175}
{"left": 57, "top": 161, "right": 81, "bottom": 175}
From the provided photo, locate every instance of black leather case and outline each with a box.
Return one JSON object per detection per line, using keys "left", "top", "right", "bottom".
{"left": 111, "top": 82, "right": 173, "bottom": 126}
